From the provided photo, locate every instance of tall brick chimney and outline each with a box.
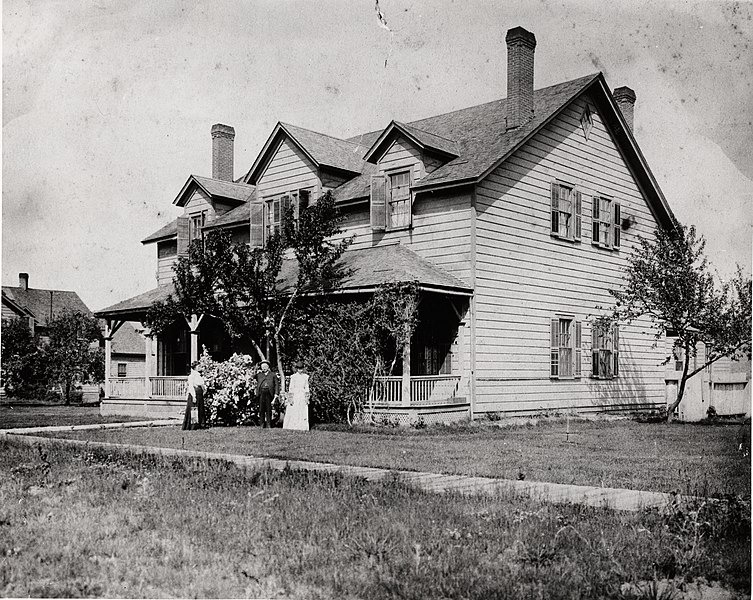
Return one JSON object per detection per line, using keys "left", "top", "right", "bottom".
{"left": 613, "top": 87, "right": 636, "bottom": 133}
{"left": 211, "top": 123, "right": 235, "bottom": 181}
{"left": 506, "top": 26, "right": 537, "bottom": 130}
{"left": 18, "top": 273, "right": 28, "bottom": 290}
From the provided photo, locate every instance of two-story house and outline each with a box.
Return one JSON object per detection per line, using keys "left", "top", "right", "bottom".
{"left": 97, "top": 26, "right": 675, "bottom": 422}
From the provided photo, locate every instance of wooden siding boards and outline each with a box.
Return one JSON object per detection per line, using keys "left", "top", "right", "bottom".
{"left": 378, "top": 136, "right": 424, "bottom": 182}
{"left": 472, "top": 93, "right": 665, "bottom": 414}
{"left": 256, "top": 137, "right": 320, "bottom": 199}
{"left": 184, "top": 188, "right": 213, "bottom": 217}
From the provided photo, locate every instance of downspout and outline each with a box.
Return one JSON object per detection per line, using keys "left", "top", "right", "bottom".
{"left": 469, "top": 186, "right": 477, "bottom": 420}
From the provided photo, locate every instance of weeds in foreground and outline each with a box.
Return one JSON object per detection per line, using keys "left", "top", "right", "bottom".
{"left": 1, "top": 438, "right": 749, "bottom": 599}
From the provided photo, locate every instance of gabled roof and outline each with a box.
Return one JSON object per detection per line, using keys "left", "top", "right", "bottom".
{"left": 363, "top": 120, "right": 460, "bottom": 163}
{"left": 112, "top": 322, "right": 147, "bottom": 355}
{"left": 333, "top": 72, "right": 675, "bottom": 227}
{"left": 2, "top": 291, "right": 36, "bottom": 319}
{"left": 174, "top": 174, "right": 254, "bottom": 207}
{"left": 2, "top": 285, "right": 92, "bottom": 325}
{"left": 244, "top": 122, "right": 368, "bottom": 184}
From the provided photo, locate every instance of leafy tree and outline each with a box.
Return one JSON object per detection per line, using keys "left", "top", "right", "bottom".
{"left": 44, "top": 310, "right": 104, "bottom": 404}
{"left": 0, "top": 318, "right": 47, "bottom": 399}
{"left": 145, "top": 191, "right": 352, "bottom": 386}
{"left": 608, "top": 225, "right": 751, "bottom": 421}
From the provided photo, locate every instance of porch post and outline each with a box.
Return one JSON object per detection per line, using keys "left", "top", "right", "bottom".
{"left": 103, "top": 319, "right": 125, "bottom": 399}
{"left": 141, "top": 326, "right": 153, "bottom": 399}
{"left": 401, "top": 320, "right": 411, "bottom": 407}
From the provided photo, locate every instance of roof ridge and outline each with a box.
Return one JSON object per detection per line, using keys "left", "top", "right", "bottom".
{"left": 192, "top": 174, "right": 255, "bottom": 188}
{"left": 280, "top": 122, "right": 367, "bottom": 150}
{"left": 2, "top": 285, "right": 80, "bottom": 294}
{"left": 395, "top": 121, "right": 458, "bottom": 145}
{"left": 346, "top": 72, "right": 601, "bottom": 142}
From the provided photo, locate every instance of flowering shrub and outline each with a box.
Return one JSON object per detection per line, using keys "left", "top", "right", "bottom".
{"left": 197, "top": 348, "right": 257, "bottom": 425}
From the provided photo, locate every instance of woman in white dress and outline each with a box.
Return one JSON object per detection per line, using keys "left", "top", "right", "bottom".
{"left": 283, "top": 360, "right": 310, "bottom": 431}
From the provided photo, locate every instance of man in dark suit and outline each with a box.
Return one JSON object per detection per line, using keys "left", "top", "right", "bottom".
{"left": 255, "top": 359, "right": 278, "bottom": 428}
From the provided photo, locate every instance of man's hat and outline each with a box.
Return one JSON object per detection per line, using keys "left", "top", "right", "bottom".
{"left": 259, "top": 359, "right": 270, "bottom": 366}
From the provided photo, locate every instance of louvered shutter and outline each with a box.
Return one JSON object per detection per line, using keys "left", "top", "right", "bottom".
{"left": 551, "top": 183, "right": 559, "bottom": 234}
{"left": 574, "top": 320, "right": 582, "bottom": 377}
{"left": 592, "top": 197, "right": 600, "bottom": 244}
{"left": 370, "top": 175, "right": 387, "bottom": 231}
{"left": 249, "top": 202, "right": 264, "bottom": 248}
{"left": 613, "top": 202, "right": 621, "bottom": 249}
{"left": 550, "top": 318, "right": 559, "bottom": 378}
{"left": 613, "top": 324, "right": 620, "bottom": 377}
{"left": 573, "top": 190, "right": 582, "bottom": 241}
{"left": 177, "top": 216, "right": 190, "bottom": 256}
{"left": 408, "top": 169, "right": 415, "bottom": 229}
{"left": 591, "top": 323, "right": 599, "bottom": 378}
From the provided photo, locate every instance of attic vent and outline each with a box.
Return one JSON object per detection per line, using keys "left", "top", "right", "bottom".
{"left": 580, "top": 106, "right": 593, "bottom": 140}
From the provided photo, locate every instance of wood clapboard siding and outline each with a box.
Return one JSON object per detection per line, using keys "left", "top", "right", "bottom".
{"left": 473, "top": 93, "right": 665, "bottom": 414}
{"left": 184, "top": 188, "right": 214, "bottom": 217}
{"left": 256, "top": 138, "right": 320, "bottom": 199}
{"left": 157, "top": 256, "right": 177, "bottom": 287}
{"left": 111, "top": 356, "right": 146, "bottom": 379}
{"left": 379, "top": 136, "right": 424, "bottom": 181}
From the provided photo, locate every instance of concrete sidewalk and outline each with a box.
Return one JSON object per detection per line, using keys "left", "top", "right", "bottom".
{"left": 1, "top": 422, "right": 685, "bottom": 513}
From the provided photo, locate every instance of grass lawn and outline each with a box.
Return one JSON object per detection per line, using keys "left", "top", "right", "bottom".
{"left": 0, "top": 403, "right": 146, "bottom": 430}
{"left": 48, "top": 417, "right": 751, "bottom": 496}
{"left": 1, "top": 437, "right": 749, "bottom": 599}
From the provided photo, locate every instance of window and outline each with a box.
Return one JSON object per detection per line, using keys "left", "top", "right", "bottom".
{"left": 580, "top": 106, "right": 593, "bottom": 140}
{"left": 265, "top": 189, "right": 313, "bottom": 241}
{"left": 592, "top": 321, "right": 619, "bottom": 379}
{"left": 550, "top": 182, "right": 581, "bottom": 241}
{"left": 550, "top": 317, "right": 581, "bottom": 378}
{"left": 117, "top": 363, "right": 127, "bottom": 378}
{"left": 592, "top": 197, "right": 621, "bottom": 249}
{"left": 388, "top": 171, "right": 412, "bottom": 229}
{"left": 189, "top": 211, "right": 207, "bottom": 243}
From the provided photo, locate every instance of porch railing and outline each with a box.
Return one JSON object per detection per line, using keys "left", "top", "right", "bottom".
{"left": 372, "top": 375, "right": 461, "bottom": 406}
{"left": 150, "top": 376, "right": 188, "bottom": 399}
{"left": 109, "top": 377, "right": 146, "bottom": 398}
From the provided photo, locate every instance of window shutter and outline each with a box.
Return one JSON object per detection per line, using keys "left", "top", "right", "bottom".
{"left": 574, "top": 320, "right": 582, "bottom": 377}
{"left": 591, "top": 323, "right": 599, "bottom": 378}
{"left": 592, "top": 197, "right": 599, "bottom": 244}
{"left": 573, "top": 190, "right": 582, "bottom": 241}
{"left": 550, "top": 183, "right": 559, "bottom": 234}
{"left": 550, "top": 318, "right": 559, "bottom": 378}
{"left": 177, "top": 216, "right": 190, "bottom": 256}
{"left": 408, "top": 169, "right": 415, "bottom": 229}
{"left": 613, "top": 202, "right": 621, "bottom": 249}
{"left": 249, "top": 202, "right": 264, "bottom": 248}
{"left": 613, "top": 324, "right": 620, "bottom": 377}
{"left": 370, "top": 175, "right": 387, "bottom": 231}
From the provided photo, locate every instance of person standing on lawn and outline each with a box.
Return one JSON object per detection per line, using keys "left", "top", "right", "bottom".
{"left": 283, "top": 360, "right": 310, "bottom": 431}
{"left": 255, "top": 359, "right": 278, "bottom": 428}
{"left": 182, "top": 360, "right": 207, "bottom": 430}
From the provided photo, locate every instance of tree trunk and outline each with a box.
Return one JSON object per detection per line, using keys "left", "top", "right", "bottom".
{"left": 666, "top": 341, "right": 692, "bottom": 422}
{"left": 64, "top": 379, "right": 71, "bottom": 405}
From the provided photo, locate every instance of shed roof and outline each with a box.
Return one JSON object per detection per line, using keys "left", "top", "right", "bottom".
{"left": 142, "top": 218, "right": 179, "bottom": 244}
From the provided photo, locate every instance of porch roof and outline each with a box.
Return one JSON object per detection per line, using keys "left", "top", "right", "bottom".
{"left": 96, "top": 244, "right": 472, "bottom": 319}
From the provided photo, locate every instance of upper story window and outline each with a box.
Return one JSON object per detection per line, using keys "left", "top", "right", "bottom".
{"left": 388, "top": 171, "right": 411, "bottom": 229}
{"left": 592, "top": 196, "right": 621, "bottom": 249}
{"left": 550, "top": 182, "right": 582, "bottom": 242}
{"left": 265, "top": 189, "right": 312, "bottom": 240}
{"left": 189, "top": 211, "right": 207, "bottom": 243}
{"left": 550, "top": 316, "right": 582, "bottom": 379}
{"left": 592, "top": 320, "right": 619, "bottom": 379}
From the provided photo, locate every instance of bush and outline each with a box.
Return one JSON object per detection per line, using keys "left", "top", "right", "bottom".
{"left": 197, "top": 350, "right": 257, "bottom": 426}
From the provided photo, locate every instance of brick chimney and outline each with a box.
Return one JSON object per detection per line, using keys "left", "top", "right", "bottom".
{"left": 506, "top": 26, "right": 537, "bottom": 130}
{"left": 211, "top": 123, "right": 235, "bottom": 181}
{"left": 613, "top": 86, "right": 636, "bottom": 133}
{"left": 18, "top": 272, "right": 28, "bottom": 290}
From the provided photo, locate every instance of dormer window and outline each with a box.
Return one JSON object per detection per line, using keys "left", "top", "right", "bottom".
{"left": 580, "top": 106, "right": 593, "bottom": 140}
{"left": 264, "top": 188, "right": 313, "bottom": 240}
{"left": 388, "top": 171, "right": 412, "bottom": 229}
{"left": 189, "top": 211, "right": 207, "bottom": 243}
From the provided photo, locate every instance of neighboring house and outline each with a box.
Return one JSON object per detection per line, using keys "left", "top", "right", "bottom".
{"left": 665, "top": 338, "right": 751, "bottom": 422}
{"left": 97, "top": 26, "right": 678, "bottom": 422}
{"left": 2, "top": 273, "right": 92, "bottom": 341}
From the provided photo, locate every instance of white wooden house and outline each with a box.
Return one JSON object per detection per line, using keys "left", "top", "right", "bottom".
{"left": 97, "top": 26, "right": 677, "bottom": 422}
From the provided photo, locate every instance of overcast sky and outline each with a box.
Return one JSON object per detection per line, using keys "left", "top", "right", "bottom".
{"left": 3, "top": 0, "right": 752, "bottom": 311}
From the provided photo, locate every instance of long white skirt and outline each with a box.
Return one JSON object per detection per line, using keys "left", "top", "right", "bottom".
{"left": 283, "top": 390, "right": 309, "bottom": 430}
